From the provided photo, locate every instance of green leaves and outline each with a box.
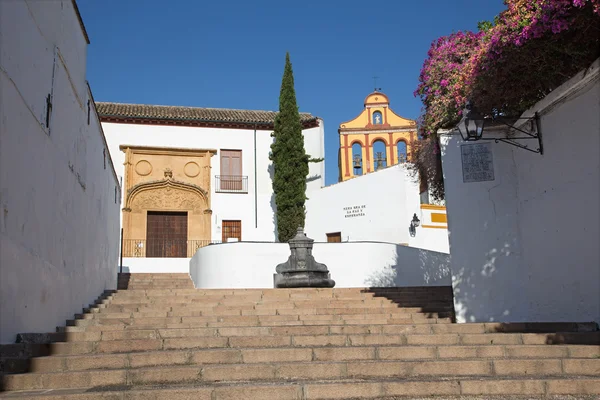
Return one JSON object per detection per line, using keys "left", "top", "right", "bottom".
{"left": 271, "top": 53, "right": 310, "bottom": 242}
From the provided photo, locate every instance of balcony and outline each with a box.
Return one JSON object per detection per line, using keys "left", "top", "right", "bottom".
{"left": 215, "top": 175, "right": 248, "bottom": 193}
{"left": 122, "top": 239, "right": 222, "bottom": 258}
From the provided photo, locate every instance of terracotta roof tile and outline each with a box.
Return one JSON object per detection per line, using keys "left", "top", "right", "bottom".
{"left": 95, "top": 102, "right": 318, "bottom": 127}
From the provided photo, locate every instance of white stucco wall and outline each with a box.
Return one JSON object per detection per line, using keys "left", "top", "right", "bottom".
{"left": 305, "top": 164, "right": 449, "bottom": 253}
{"left": 190, "top": 242, "right": 451, "bottom": 289}
{"left": 440, "top": 59, "right": 600, "bottom": 324}
{"left": 120, "top": 258, "right": 190, "bottom": 273}
{"left": 102, "top": 120, "right": 325, "bottom": 244}
{"left": 0, "top": 0, "right": 120, "bottom": 343}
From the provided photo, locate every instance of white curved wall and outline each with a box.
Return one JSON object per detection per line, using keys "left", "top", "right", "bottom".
{"left": 305, "top": 164, "right": 449, "bottom": 254}
{"left": 190, "top": 242, "right": 451, "bottom": 289}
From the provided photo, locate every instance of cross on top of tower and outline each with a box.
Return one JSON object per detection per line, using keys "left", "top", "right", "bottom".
{"left": 372, "top": 76, "right": 382, "bottom": 92}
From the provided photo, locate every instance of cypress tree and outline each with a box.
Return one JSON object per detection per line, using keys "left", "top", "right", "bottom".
{"left": 270, "top": 53, "right": 310, "bottom": 242}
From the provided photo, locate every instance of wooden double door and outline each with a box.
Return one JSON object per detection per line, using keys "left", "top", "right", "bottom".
{"left": 146, "top": 211, "right": 188, "bottom": 258}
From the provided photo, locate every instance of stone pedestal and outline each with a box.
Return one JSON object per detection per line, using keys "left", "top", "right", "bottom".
{"left": 273, "top": 227, "right": 335, "bottom": 288}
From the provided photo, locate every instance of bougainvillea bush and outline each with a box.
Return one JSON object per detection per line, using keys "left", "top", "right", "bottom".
{"left": 411, "top": 0, "right": 600, "bottom": 201}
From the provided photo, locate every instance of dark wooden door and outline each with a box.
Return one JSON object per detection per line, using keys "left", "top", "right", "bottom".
{"left": 326, "top": 232, "right": 342, "bottom": 243}
{"left": 146, "top": 211, "right": 188, "bottom": 257}
{"left": 220, "top": 150, "right": 242, "bottom": 190}
{"left": 222, "top": 220, "right": 242, "bottom": 242}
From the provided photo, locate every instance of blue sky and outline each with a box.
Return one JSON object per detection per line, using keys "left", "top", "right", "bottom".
{"left": 79, "top": 0, "right": 505, "bottom": 186}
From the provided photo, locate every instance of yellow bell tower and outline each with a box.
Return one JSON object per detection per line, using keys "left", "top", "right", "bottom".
{"left": 338, "top": 91, "right": 417, "bottom": 181}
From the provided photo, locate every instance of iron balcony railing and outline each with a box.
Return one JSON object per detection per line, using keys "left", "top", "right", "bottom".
{"left": 122, "top": 239, "right": 222, "bottom": 258}
{"left": 215, "top": 175, "right": 248, "bottom": 193}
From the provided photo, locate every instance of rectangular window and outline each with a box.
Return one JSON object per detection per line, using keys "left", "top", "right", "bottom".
{"left": 326, "top": 232, "right": 342, "bottom": 243}
{"left": 220, "top": 150, "right": 242, "bottom": 191}
{"left": 222, "top": 220, "right": 242, "bottom": 242}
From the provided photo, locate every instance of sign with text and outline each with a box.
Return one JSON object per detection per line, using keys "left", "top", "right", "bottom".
{"left": 461, "top": 142, "right": 495, "bottom": 183}
{"left": 344, "top": 205, "right": 366, "bottom": 218}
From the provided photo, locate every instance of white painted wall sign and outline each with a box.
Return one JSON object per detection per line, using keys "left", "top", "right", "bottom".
{"left": 461, "top": 142, "right": 495, "bottom": 183}
{"left": 343, "top": 205, "right": 366, "bottom": 218}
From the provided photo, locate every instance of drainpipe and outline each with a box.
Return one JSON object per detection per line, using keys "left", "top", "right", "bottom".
{"left": 254, "top": 125, "right": 258, "bottom": 228}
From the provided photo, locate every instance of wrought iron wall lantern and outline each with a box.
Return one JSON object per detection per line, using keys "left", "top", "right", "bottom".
{"left": 409, "top": 213, "right": 420, "bottom": 237}
{"left": 457, "top": 101, "right": 543, "bottom": 155}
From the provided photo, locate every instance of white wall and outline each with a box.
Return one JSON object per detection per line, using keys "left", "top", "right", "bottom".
{"left": 120, "top": 258, "right": 190, "bottom": 274}
{"left": 190, "top": 242, "right": 451, "bottom": 289}
{"left": 0, "top": 0, "right": 120, "bottom": 343}
{"left": 305, "top": 164, "right": 449, "bottom": 253}
{"left": 440, "top": 59, "right": 600, "bottom": 324}
{"left": 102, "top": 120, "right": 325, "bottom": 243}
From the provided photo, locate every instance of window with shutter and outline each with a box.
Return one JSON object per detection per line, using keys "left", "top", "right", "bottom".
{"left": 220, "top": 150, "right": 242, "bottom": 190}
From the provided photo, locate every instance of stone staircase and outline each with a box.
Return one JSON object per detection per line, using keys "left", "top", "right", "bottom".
{"left": 1, "top": 273, "right": 599, "bottom": 399}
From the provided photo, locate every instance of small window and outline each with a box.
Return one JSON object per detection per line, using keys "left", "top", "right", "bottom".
{"left": 372, "top": 111, "right": 383, "bottom": 125}
{"left": 222, "top": 220, "right": 241, "bottom": 242}
{"left": 326, "top": 232, "right": 342, "bottom": 243}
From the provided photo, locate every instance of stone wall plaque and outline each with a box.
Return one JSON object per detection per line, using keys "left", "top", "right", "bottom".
{"left": 461, "top": 143, "right": 495, "bottom": 183}
{"left": 343, "top": 205, "right": 366, "bottom": 218}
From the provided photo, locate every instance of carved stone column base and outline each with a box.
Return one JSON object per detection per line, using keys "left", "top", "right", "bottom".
{"left": 273, "top": 271, "right": 335, "bottom": 288}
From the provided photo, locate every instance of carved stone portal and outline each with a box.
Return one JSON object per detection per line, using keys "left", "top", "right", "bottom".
{"left": 120, "top": 145, "right": 216, "bottom": 255}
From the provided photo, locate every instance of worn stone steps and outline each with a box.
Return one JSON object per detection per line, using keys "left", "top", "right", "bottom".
{"left": 66, "top": 317, "right": 454, "bottom": 330}
{"left": 73, "top": 311, "right": 453, "bottom": 322}
{"left": 27, "top": 344, "right": 600, "bottom": 373}
{"left": 91, "top": 304, "right": 455, "bottom": 314}
{"left": 106, "top": 297, "right": 453, "bottom": 307}
{"left": 3, "top": 273, "right": 598, "bottom": 398}
{"left": 4, "top": 358, "right": 600, "bottom": 391}
{"left": 57, "top": 321, "right": 599, "bottom": 334}
{"left": 1, "top": 377, "right": 600, "bottom": 399}
{"left": 40, "top": 331, "right": 600, "bottom": 357}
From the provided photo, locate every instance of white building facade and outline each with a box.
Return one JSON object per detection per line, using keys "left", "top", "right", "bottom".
{"left": 440, "top": 58, "right": 600, "bottom": 324}
{"left": 0, "top": 0, "right": 121, "bottom": 343}
{"left": 305, "top": 163, "right": 449, "bottom": 254}
{"left": 99, "top": 103, "right": 325, "bottom": 272}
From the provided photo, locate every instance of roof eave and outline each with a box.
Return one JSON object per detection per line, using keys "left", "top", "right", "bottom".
{"left": 99, "top": 114, "right": 319, "bottom": 130}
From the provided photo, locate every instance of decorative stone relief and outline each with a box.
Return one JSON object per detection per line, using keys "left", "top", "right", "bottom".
{"left": 184, "top": 162, "right": 200, "bottom": 178}
{"left": 135, "top": 160, "right": 152, "bottom": 176}
{"left": 131, "top": 186, "right": 206, "bottom": 212}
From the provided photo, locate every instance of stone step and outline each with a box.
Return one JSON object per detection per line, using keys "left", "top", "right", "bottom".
{"left": 58, "top": 322, "right": 598, "bottom": 336}
{"left": 1, "top": 377, "right": 600, "bottom": 399}
{"left": 112, "top": 292, "right": 452, "bottom": 298}
{"left": 44, "top": 331, "right": 600, "bottom": 355}
{"left": 4, "top": 358, "right": 600, "bottom": 391}
{"left": 107, "top": 299, "right": 454, "bottom": 309}
{"left": 64, "top": 317, "right": 454, "bottom": 332}
{"left": 92, "top": 305, "right": 455, "bottom": 316}
{"left": 113, "top": 286, "right": 452, "bottom": 295}
{"left": 112, "top": 289, "right": 452, "bottom": 296}
{"left": 74, "top": 310, "right": 453, "bottom": 321}
{"left": 0, "top": 344, "right": 52, "bottom": 375}
{"left": 107, "top": 300, "right": 453, "bottom": 309}
{"left": 112, "top": 286, "right": 452, "bottom": 296}
{"left": 27, "top": 345, "right": 600, "bottom": 373}
{"left": 66, "top": 315, "right": 451, "bottom": 329}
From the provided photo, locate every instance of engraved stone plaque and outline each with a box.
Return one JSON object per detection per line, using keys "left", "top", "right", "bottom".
{"left": 461, "top": 143, "right": 495, "bottom": 183}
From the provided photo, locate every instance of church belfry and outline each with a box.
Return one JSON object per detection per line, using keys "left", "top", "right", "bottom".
{"left": 338, "top": 91, "right": 417, "bottom": 181}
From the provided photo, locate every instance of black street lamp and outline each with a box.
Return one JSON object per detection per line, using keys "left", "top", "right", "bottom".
{"left": 457, "top": 101, "right": 485, "bottom": 141}
{"left": 409, "top": 213, "right": 420, "bottom": 237}
{"left": 455, "top": 100, "right": 543, "bottom": 155}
